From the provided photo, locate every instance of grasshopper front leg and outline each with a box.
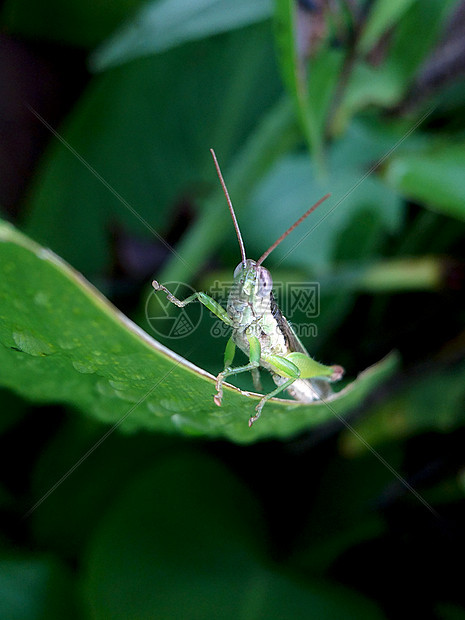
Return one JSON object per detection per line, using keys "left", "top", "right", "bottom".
{"left": 152, "top": 281, "right": 233, "bottom": 325}
{"left": 152, "top": 280, "right": 236, "bottom": 405}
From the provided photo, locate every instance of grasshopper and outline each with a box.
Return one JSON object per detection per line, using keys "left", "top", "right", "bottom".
{"left": 152, "top": 149, "right": 344, "bottom": 427}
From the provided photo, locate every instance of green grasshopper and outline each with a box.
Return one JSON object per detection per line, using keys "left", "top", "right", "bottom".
{"left": 152, "top": 149, "right": 344, "bottom": 427}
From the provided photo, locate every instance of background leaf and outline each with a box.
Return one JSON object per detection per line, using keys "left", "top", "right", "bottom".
{"left": 384, "top": 141, "right": 465, "bottom": 221}
{"left": 341, "top": 361, "right": 465, "bottom": 456}
{"left": 357, "top": 0, "right": 418, "bottom": 55}
{"left": 0, "top": 556, "right": 77, "bottom": 620}
{"left": 241, "top": 120, "right": 403, "bottom": 269}
{"left": 23, "top": 24, "right": 282, "bottom": 277}
{"left": 0, "top": 0, "right": 139, "bottom": 48}
{"left": 91, "top": 0, "right": 273, "bottom": 70}
{"left": 82, "top": 451, "right": 385, "bottom": 620}
{"left": 333, "top": 0, "right": 456, "bottom": 132}
{"left": 274, "top": 0, "right": 326, "bottom": 167}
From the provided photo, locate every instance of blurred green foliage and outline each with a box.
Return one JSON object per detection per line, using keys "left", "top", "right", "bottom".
{"left": 1, "top": 0, "right": 465, "bottom": 618}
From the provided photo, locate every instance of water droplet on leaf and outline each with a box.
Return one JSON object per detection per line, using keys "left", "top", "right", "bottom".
{"left": 12, "top": 332, "right": 55, "bottom": 356}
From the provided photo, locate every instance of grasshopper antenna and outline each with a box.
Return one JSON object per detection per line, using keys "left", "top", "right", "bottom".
{"left": 210, "top": 148, "right": 247, "bottom": 268}
{"left": 256, "top": 193, "right": 331, "bottom": 266}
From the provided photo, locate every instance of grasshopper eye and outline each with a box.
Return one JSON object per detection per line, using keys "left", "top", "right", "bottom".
{"left": 233, "top": 263, "right": 244, "bottom": 278}
{"left": 257, "top": 267, "right": 272, "bottom": 297}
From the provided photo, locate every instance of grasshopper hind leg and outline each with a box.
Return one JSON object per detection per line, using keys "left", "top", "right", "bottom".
{"left": 251, "top": 367, "right": 263, "bottom": 392}
{"left": 249, "top": 377, "right": 296, "bottom": 427}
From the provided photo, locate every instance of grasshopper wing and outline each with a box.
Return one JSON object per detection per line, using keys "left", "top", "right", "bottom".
{"left": 270, "top": 294, "right": 333, "bottom": 400}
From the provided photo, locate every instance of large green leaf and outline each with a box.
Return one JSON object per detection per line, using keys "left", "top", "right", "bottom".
{"left": 0, "top": 221, "right": 398, "bottom": 443}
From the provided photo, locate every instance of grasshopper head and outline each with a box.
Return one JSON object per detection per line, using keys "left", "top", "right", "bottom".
{"left": 232, "top": 259, "right": 273, "bottom": 304}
